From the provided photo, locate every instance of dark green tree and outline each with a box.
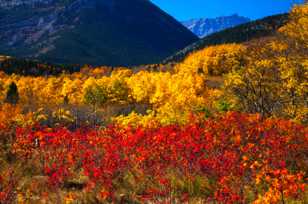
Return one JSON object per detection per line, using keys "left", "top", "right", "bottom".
{"left": 5, "top": 82, "right": 19, "bottom": 105}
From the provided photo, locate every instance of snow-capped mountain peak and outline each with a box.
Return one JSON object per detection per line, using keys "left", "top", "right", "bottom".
{"left": 182, "top": 14, "right": 250, "bottom": 38}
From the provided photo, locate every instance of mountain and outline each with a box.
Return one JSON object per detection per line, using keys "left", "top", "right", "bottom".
{"left": 0, "top": 0, "right": 198, "bottom": 66}
{"left": 165, "top": 14, "right": 289, "bottom": 63}
{"left": 182, "top": 14, "right": 250, "bottom": 38}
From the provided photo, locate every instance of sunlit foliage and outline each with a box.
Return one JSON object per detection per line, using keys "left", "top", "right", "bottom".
{"left": 176, "top": 44, "right": 246, "bottom": 76}
{"left": 224, "top": 4, "right": 308, "bottom": 122}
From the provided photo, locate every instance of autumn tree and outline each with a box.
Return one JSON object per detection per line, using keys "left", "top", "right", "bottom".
{"left": 224, "top": 4, "right": 308, "bottom": 122}
{"left": 176, "top": 44, "right": 246, "bottom": 76}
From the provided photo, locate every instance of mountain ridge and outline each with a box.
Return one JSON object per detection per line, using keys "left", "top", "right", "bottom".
{"left": 182, "top": 14, "right": 250, "bottom": 38}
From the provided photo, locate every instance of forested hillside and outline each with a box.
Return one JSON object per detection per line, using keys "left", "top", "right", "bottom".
{"left": 0, "top": 0, "right": 197, "bottom": 66}
{"left": 165, "top": 13, "right": 289, "bottom": 63}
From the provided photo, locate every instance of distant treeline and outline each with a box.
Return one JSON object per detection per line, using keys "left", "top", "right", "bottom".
{"left": 0, "top": 57, "right": 81, "bottom": 76}
{"left": 0, "top": 55, "right": 177, "bottom": 77}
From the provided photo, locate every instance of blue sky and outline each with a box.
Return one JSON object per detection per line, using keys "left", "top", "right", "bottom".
{"left": 151, "top": 0, "right": 304, "bottom": 21}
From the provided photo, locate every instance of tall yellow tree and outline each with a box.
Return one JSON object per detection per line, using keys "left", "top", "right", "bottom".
{"left": 224, "top": 4, "right": 308, "bottom": 122}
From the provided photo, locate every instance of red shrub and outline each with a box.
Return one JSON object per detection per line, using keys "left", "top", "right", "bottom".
{"left": 13, "top": 112, "right": 307, "bottom": 203}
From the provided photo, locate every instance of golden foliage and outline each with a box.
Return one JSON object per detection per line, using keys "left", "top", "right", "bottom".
{"left": 176, "top": 44, "right": 246, "bottom": 76}
{"left": 224, "top": 5, "right": 308, "bottom": 122}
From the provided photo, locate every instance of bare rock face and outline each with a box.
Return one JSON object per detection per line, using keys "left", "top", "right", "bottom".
{"left": 0, "top": 0, "right": 198, "bottom": 66}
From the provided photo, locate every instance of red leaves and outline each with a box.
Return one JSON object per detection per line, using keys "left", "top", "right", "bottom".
{"left": 0, "top": 169, "right": 17, "bottom": 204}
{"left": 12, "top": 112, "right": 307, "bottom": 202}
{"left": 214, "top": 186, "right": 241, "bottom": 204}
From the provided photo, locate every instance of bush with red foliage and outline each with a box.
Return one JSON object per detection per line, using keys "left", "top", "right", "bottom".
{"left": 12, "top": 112, "right": 307, "bottom": 203}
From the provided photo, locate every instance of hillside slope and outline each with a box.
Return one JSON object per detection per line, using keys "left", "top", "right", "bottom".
{"left": 165, "top": 14, "right": 288, "bottom": 63}
{"left": 0, "top": 0, "right": 198, "bottom": 66}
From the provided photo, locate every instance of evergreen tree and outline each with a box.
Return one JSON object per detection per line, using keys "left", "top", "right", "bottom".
{"left": 5, "top": 82, "right": 19, "bottom": 105}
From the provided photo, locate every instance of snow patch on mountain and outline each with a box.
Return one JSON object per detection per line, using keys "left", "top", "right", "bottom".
{"left": 182, "top": 14, "right": 250, "bottom": 38}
